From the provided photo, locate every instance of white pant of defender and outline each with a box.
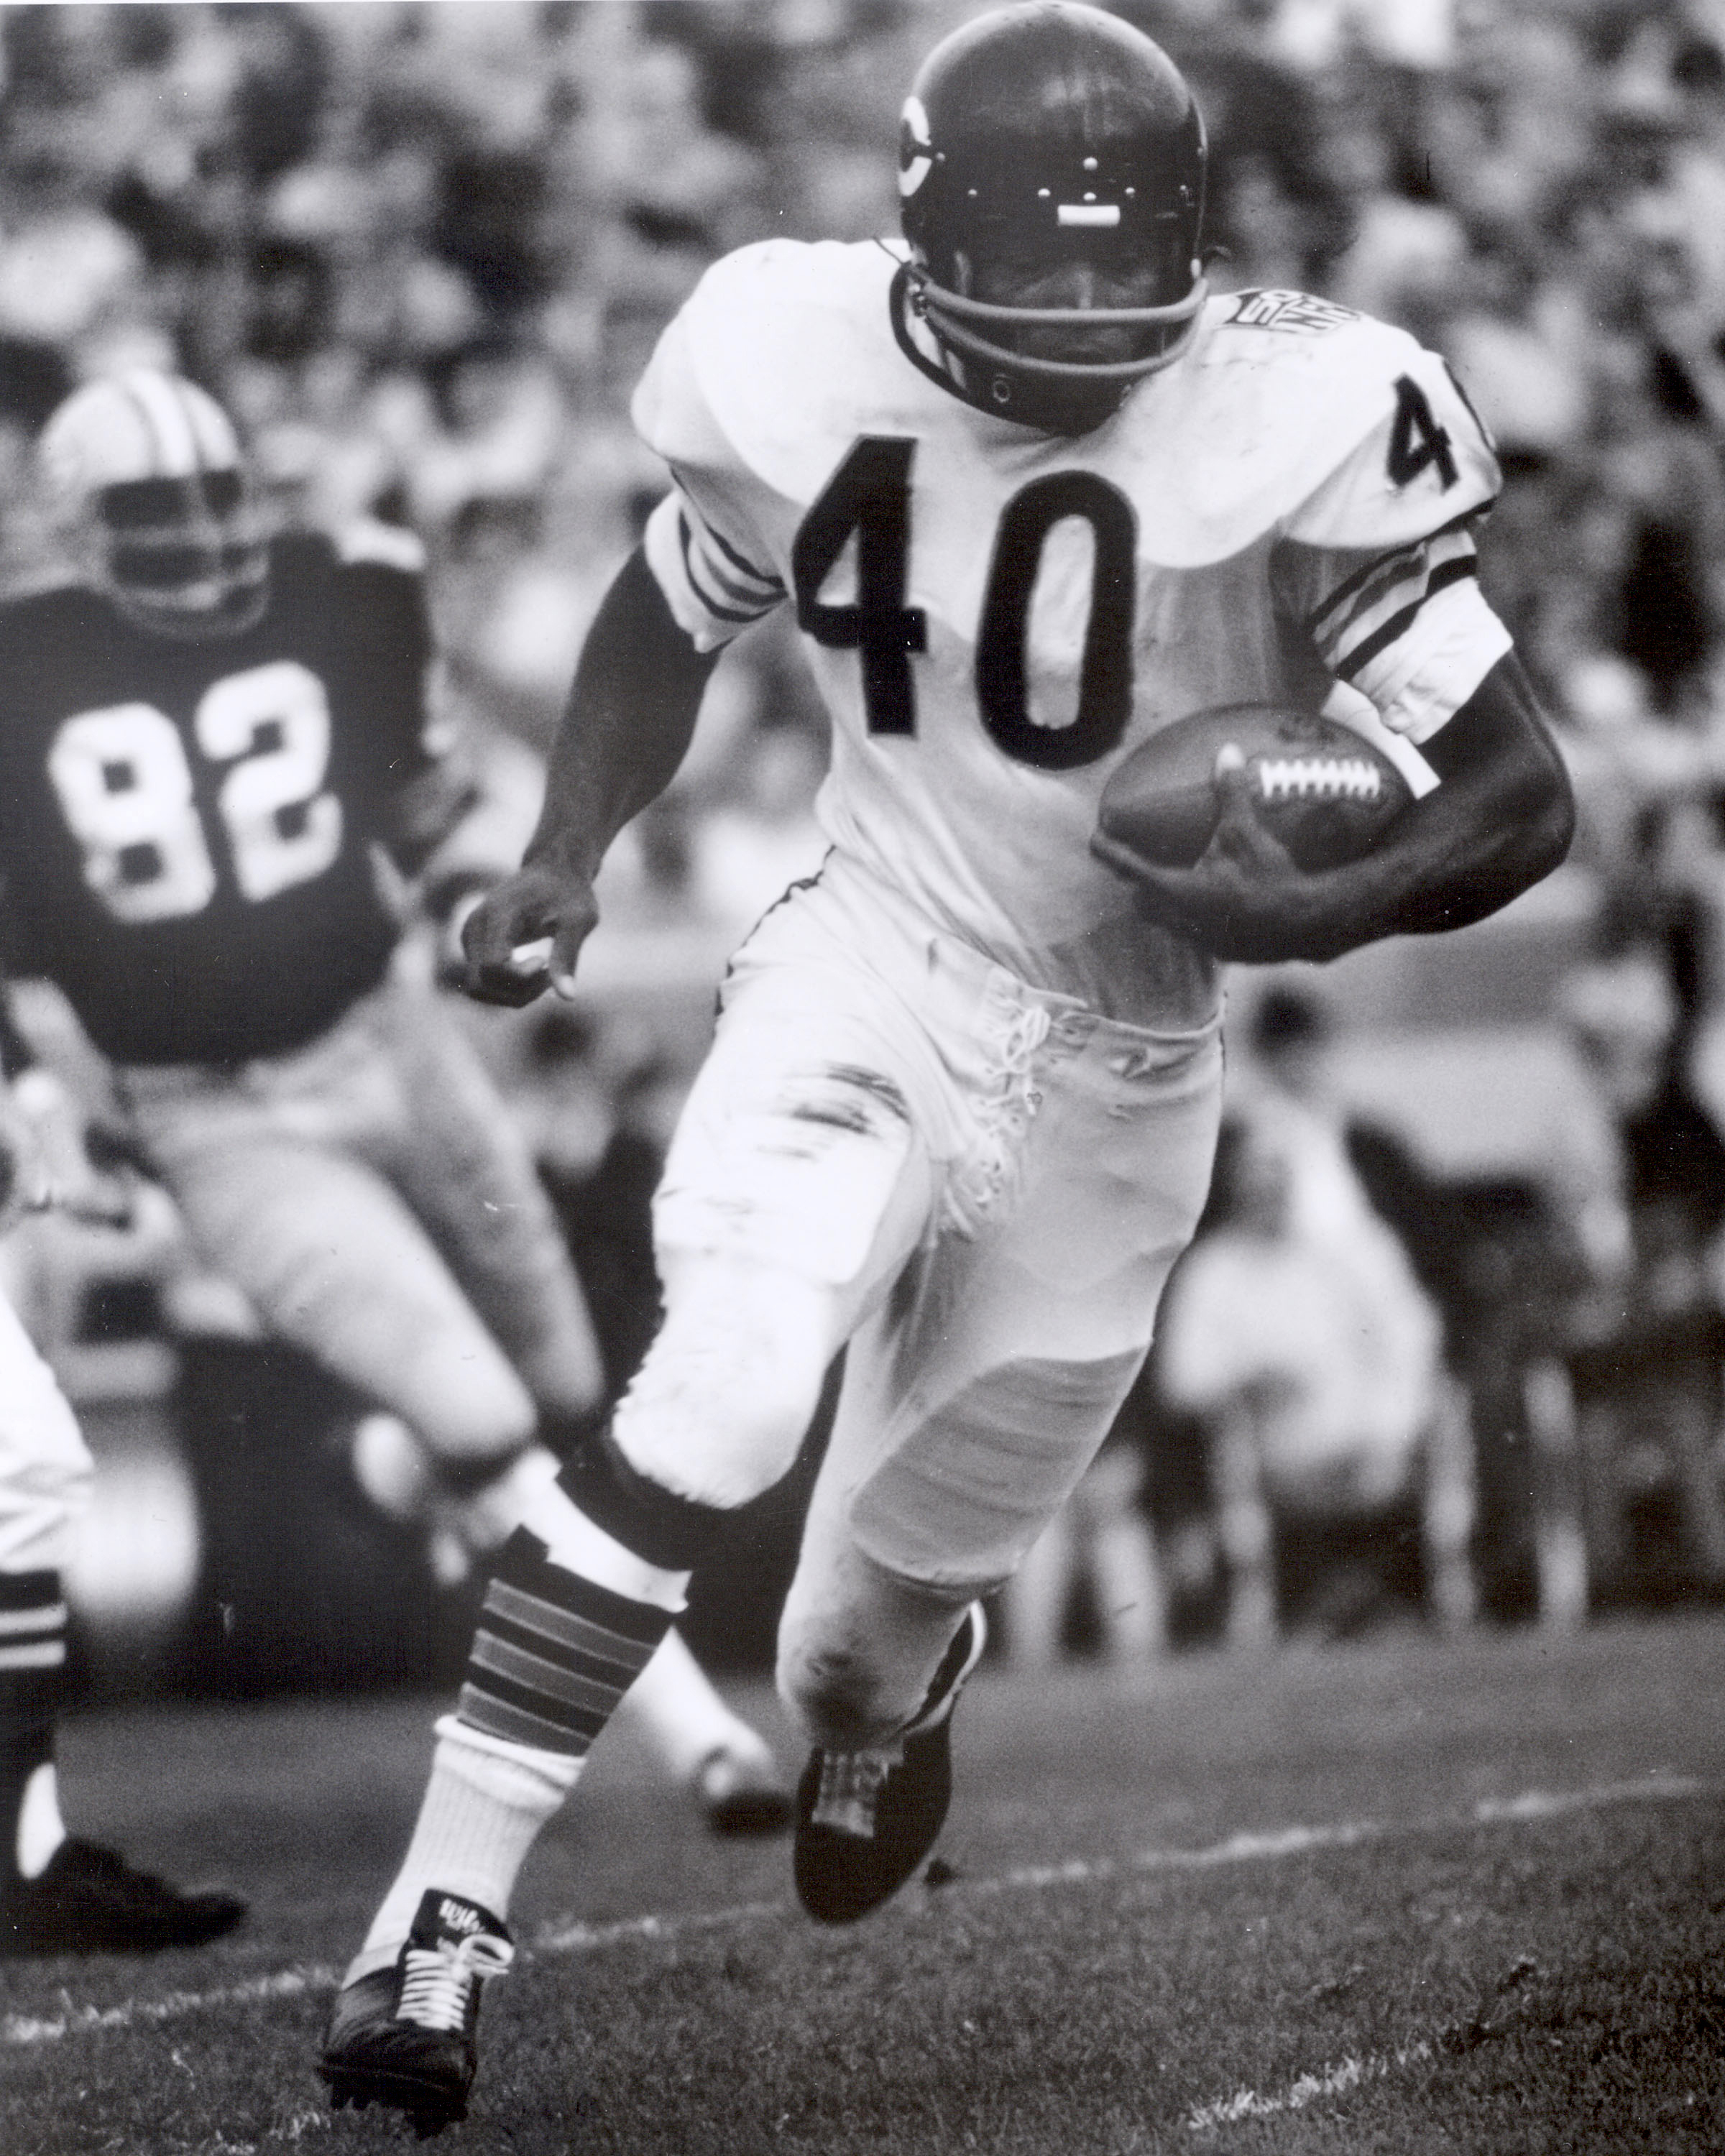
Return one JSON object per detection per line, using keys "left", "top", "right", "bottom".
{"left": 119, "top": 957, "right": 603, "bottom": 1477}
{"left": 0, "top": 1287, "right": 91, "bottom": 1576}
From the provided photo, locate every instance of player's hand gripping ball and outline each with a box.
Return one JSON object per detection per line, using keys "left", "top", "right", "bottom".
{"left": 1095, "top": 704, "right": 1414, "bottom": 876}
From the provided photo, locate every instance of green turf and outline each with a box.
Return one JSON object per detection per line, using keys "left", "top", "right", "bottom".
{"left": 4, "top": 1613, "right": 1723, "bottom": 2153}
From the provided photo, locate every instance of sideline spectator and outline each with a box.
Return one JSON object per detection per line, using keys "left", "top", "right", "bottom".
{"left": 1000, "top": 1431, "right": 1168, "bottom": 1669}
{"left": 1155, "top": 987, "right": 1470, "bottom": 1644}
{"left": 1558, "top": 940, "right": 1725, "bottom": 1602}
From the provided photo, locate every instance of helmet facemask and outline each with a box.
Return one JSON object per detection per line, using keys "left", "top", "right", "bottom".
{"left": 908, "top": 214, "right": 1207, "bottom": 436}
{"left": 90, "top": 468, "right": 270, "bottom": 640}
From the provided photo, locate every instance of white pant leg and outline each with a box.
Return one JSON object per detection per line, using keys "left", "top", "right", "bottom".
{"left": 827, "top": 991, "right": 1223, "bottom": 1600}
{"left": 608, "top": 870, "right": 1223, "bottom": 1749}
{"left": 777, "top": 896, "right": 1220, "bottom": 1739}
{"left": 364, "top": 976, "right": 604, "bottom": 1425}
{"left": 124, "top": 1008, "right": 540, "bottom": 1474}
{"left": 610, "top": 900, "right": 948, "bottom": 1508}
{"left": 0, "top": 1288, "right": 91, "bottom": 1575}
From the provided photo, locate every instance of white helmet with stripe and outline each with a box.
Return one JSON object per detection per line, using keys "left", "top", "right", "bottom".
{"left": 38, "top": 370, "right": 270, "bottom": 638}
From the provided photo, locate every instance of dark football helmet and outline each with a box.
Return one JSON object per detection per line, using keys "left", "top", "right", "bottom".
{"left": 37, "top": 371, "right": 270, "bottom": 639}
{"left": 896, "top": 1, "right": 1208, "bottom": 433}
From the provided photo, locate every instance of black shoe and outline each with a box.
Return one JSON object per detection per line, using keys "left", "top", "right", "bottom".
{"left": 794, "top": 1603, "right": 986, "bottom": 1925}
{"left": 0, "top": 1838, "right": 247, "bottom": 1957}
{"left": 694, "top": 1746, "right": 794, "bottom": 1838}
{"left": 320, "top": 1889, "right": 514, "bottom": 2138}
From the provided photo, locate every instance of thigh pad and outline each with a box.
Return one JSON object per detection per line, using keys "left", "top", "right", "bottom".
{"left": 656, "top": 1004, "right": 926, "bottom": 1292}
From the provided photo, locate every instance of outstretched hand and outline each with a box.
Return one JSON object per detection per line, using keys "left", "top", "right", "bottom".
{"left": 461, "top": 860, "right": 599, "bottom": 1006}
{"left": 1090, "top": 746, "right": 1338, "bottom": 964}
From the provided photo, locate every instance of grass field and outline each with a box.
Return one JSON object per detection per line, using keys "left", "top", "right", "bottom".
{"left": 4, "top": 1613, "right": 1724, "bottom": 2155}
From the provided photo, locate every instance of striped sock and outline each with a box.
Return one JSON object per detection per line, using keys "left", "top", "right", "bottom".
{"left": 351, "top": 1517, "right": 693, "bottom": 1975}
{"left": 456, "top": 1526, "right": 675, "bottom": 1756}
{"left": 0, "top": 1572, "right": 66, "bottom": 1882}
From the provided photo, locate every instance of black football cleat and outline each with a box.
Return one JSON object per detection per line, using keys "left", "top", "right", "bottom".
{"left": 694, "top": 1744, "right": 794, "bottom": 1838}
{"left": 794, "top": 1603, "right": 986, "bottom": 1925}
{"left": 0, "top": 1838, "right": 247, "bottom": 1957}
{"left": 320, "top": 1889, "right": 513, "bottom": 2138}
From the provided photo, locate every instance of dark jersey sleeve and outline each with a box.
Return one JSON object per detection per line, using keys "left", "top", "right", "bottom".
{"left": 328, "top": 528, "right": 443, "bottom": 823}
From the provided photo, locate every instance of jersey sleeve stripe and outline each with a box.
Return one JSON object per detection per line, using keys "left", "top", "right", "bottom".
{"left": 702, "top": 517, "right": 784, "bottom": 595}
{"left": 1312, "top": 528, "right": 1477, "bottom": 658}
{"left": 1306, "top": 540, "right": 1423, "bottom": 637}
{"left": 1304, "top": 504, "right": 1491, "bottom": 636}
{"left": 1332, "top": 556, "right": 1478, "bottom": 683}
{"left": 668, "top": 470, "right": 784, "bottom": 596}
{"left": 677, "top": 511, "right": 779, "bottom": 626}
{"left": 1319, "top": 529, "right": 1476, "bottom": 653}
{"left": 694, "top": 535, "right": 783, "bottom": 609}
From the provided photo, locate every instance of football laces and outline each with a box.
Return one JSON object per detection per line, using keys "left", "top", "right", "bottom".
{"left": 1252, "top": 755, "right": 1389, "bottom": 804}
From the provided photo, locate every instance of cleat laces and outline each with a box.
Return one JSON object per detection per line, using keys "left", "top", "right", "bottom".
{"left": 397, "top": 1931, "right": 514, "bottom": 2032}
{"left": 811, "top": 1748, "right": 896, "bottom": 1840}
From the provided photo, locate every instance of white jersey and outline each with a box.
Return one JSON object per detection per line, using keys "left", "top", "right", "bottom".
{"left": 635, "top": 240, "right": 1509, "bottom": 1026}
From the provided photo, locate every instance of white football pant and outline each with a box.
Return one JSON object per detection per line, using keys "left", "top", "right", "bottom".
{"left": 611, "top": 859, "right": 1223, "bottom": 1749}
{"left": 0, "top": 1287, "right": 91, "bottom": 1575}
{"left": 119, "top": 957, "right": 604, "bottom": 1480}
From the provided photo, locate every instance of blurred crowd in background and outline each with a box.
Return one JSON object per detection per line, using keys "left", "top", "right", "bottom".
{"left": 5, "top": 0, "right": 1725, "bottom": 1690}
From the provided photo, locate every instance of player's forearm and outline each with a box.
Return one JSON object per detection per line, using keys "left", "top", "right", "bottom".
{"left": 1279, "top": 655, "right": 1576, "bottom": 961}
{"left": 523, "top": 547, "right": 719, "bottom": 883}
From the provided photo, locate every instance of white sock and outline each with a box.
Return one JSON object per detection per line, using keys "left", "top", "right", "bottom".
{"left": 15, "top": 1763, "right": 65, "bottom": 1880}
{"left": 620, "top": 1627, "right": 774, "bottom": 1783}
{"left": 348, "top": 1718, "right": 582, "bottom": 1984}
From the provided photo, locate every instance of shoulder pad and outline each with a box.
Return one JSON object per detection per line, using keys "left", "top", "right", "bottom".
{"left": 1282, "top": 326, "right": 1499, "bottom": 552}
{"left": 1168, "top": 295, "right": 1499, "bottom": 554}
{"left": 635, "top": 240, "right": 911, "bottom": 502}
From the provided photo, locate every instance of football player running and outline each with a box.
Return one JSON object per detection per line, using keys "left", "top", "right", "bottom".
{"left": 321, "top": 3, "right": 1573, "bottom": 2131}
{"left": 0, "top": 371, "right": 788, "bottom": 1949}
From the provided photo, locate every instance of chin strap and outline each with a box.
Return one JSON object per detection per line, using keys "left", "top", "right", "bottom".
{"left": 889, "top": 262, "right": 975, "bottom": 405}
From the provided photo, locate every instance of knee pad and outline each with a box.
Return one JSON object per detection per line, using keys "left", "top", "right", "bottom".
{"left": 610, "top": 1262, "right": 837, "bottom": 1510}
{"left": 776, "top": 1631, "right": 908, "bottom": 1752}
{"left": 776, "top": 1584, "right": 971, "bottom": 1753}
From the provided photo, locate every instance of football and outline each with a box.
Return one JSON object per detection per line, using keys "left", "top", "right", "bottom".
{"left": 1095, "top": 704, "right": 1416, "bottom": 874}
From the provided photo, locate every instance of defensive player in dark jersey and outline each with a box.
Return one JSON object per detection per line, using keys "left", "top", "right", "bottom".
{"left": 0, "top": 374, "right": 787, "bottom": 1954}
